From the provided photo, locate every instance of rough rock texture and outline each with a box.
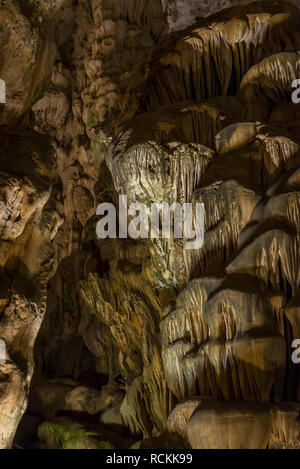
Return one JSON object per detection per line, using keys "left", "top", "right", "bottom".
{"left": 0, "top": 129, "right": 57, "bottom": 448}
{"left": 0, "top": 0, "right": 300, "bottom": 449}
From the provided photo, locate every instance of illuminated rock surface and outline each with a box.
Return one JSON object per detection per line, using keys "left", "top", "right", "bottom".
{"left": 0, "top": 0, "right": 300, "bottom": 449}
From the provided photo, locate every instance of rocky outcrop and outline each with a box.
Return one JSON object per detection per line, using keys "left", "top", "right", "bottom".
{"left": 167, "top": 399, "right": 300, "bottom": 449}
{"left": 97, "top": 1, "right": 300, "bottom": 446}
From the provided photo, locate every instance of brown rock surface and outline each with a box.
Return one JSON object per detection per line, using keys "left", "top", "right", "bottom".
{"left": 0, "top": 0, "right": 300, "bottom": 449}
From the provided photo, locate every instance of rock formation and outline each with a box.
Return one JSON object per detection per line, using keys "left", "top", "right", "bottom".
{"left": 0, "top": 0, "right": 300, "bottom": 449}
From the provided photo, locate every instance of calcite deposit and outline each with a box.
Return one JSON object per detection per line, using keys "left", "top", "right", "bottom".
{"left": 0, "top": 0, "right": 300, "bottom": 450}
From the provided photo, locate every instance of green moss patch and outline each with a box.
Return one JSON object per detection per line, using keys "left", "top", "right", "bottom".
{"left": 38, "top": 417, "right": 114, "bottom": 450}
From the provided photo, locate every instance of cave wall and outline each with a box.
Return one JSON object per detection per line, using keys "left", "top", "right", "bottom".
{"left": 0, "top": 0, "right": 300, "bottom": 449}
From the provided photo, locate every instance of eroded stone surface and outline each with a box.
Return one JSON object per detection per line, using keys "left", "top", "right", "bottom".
{"left": 1, "top": 0, "right": 300, "bottom": 450}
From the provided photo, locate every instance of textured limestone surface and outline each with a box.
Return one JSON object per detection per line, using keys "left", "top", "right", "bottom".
{"left": 0, "top": 0, "right": 300, "bottom": 449}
